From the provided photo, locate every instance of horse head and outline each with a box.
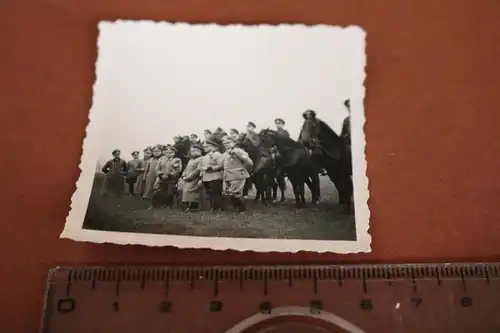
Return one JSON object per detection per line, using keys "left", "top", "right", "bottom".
{"left": 214, "top": 127, "right": 227, "bottom": 137}
{"left": 257, "top": 128, "right": 276, "bottom": 149}
{"left": 173, "top": 136, "right": 192, "bottom": 159}
{"left": 235, "top": 132, "right": 247, "bottom": 145}
{"left": 237, "top": 132, "right": 247, "bottom": 143}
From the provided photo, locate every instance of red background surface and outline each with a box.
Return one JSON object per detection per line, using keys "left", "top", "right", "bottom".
{"left": 2, "top": 0, "right": 500, "bottom": 331}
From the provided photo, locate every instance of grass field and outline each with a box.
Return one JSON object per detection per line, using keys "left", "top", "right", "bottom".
{"left": 83, "top": 173, "right": 356, "bottom": 241}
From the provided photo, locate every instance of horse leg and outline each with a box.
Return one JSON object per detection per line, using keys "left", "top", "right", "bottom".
{"left": 254, "top": 189, "right": 260, "bottom": 201}
{"left": 343, "top": 175, "right": 354, "bottom": 215}
{"left": 243, "top": 178, "right": 251, "bottom": 198}
{"left": 260, "top": 174, "right": 270, "bottom": 207}
{"left": 299, "top": 179, "right": 306, "bottom": 206}
{"left": 254, "top": 174, "right": 265, "bottom": 204}
{"left": 310, "top": 161, "right": 322, "bottom": 201}
{"left": 262, "top": 175, "right": 268, "bottom": 207}
{"left": 267, "top": 172, "right": 274, "bottom": 206}
{"left": 252, "top": 176, "right": 261, "bottom": 201}
{"left": 287, "top": 174, "right": 301, "bottom": 208}
{"left": 292, "top": 170, "right": 306, "bottom": 208}
{"left": 305, "top": 178, "right": 313, "bottom": 192}
{"left": 329, "top": 170, "right": 353, "bottom": 214}
{"left": 294, "top": 183, "right": 302, "bottom": 208}
{"left": 278, "top": 175, "right": 286, "bottom": 203}
{"left": 263, "top": 185, "right": 271, "bottom": 207}
{"left": 271, "top": 178, "right": 278, "bottom": 202}
{"left": 275, "top": 168, "right": 286, "bottom": 202}
{"left": 304, "top": 178, "right": 317, "bottom": 201}
{"left": 309, "top": 172, "right": 320, "bottom": 204}
{"left": 303, "top": 177, "right": 314, "bottom": 203}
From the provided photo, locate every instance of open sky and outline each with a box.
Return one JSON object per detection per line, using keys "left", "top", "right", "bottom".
{"left": 92, "top": 22, "right": 363, "bottom": 164}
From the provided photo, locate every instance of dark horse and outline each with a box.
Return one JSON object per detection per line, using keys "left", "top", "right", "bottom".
{"left": 258, "top": 129, "right": 319, "bottom": 208}
{"left": 298, "top": 117, "right": 353, "bottom": 213}
{"left": 237, "top": 133, "right": 283, "bottom": 206}
{"left": 173, "top": 136, "right": 193, "bottom": 174}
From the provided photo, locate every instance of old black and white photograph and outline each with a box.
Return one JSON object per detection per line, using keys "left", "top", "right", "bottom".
{"left": 62, "top": 21, "right": 369, "bottom": 253}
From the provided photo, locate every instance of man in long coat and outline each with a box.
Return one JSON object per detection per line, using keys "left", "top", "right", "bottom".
{"left": 126, "top": 151, "right": 144, "bottom": 196}
{"left": 180, "top": 143, "right": 204, "bottom": 211}
{"left": 101, "top": 149, "right": 128, "bottom": 197}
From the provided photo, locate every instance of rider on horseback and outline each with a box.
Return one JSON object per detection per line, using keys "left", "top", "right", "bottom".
{"left": 300, "top": 109, "right": 327, "bottom": 176}
{"left": 342, "top": 100, "right": 352, "bottom": 177}
{"left": 271, "top": 118, "right": 288, "bottom": 171}
{"left": 274, "top": 118, "right": 290, "bottom": 138}
{"left": 341, "top": 100, "right": 351, "bottom": 146}
{"left": 246, "top": 122, "right": 259, "bottom": 146}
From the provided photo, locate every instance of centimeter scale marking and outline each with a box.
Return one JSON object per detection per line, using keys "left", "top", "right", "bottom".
{"left": 41, "top": 263, "right": 500, "bottom": 333}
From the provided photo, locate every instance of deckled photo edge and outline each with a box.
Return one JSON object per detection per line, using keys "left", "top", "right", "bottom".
{"left": 61, "top": 24, "right": 110, "bottom": 239}
{"left": 98, "top": 19, "right": 365, "bottom": 32}
{"left": 60, "top": 22, "right": 370, "bottom": 254}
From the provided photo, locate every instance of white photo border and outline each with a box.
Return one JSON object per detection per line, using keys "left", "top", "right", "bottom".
{"left": 61, "top": 21, "right": 370, "bottom": 253}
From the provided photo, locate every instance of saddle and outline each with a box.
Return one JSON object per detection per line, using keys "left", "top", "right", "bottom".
{"left": 306, "top": 138, "right": 323, "bottom": 156}
{"left": 309, "top": 138, "right": 342, "bottom": 161}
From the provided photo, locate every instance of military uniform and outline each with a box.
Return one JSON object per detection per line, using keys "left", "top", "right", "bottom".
{"left": 101, "top": 158, "right": 127, "bottom": 197}
{"left": 142, "top": 156, "right": 160, "bottom": 199}
{"left": 152, "top": 155, "right": 182, "bottom": 208}
{"left": 222, "top": 148, "right": 253, "bottom": 196}
{"left": 246, "top": 131, "right": 259, "bottom": 146}
{"left": 221, "top": 147, "right": 253, "bottom": 212}
{"left": 276, "top": 128, "right": 290, "bottom": 138}
{"left": 200, "top": 150, "right": 225, "bottom": 211}
{"left": 126, "top": 158, "right": 144, "bottom": 195}
{"left": 181, "top": 156, "right": 203, "bottom": 207}
{"left": 341, "top": 116, "right": 351, "bottom": 146}
{"left": 341, "top": 115, "right": 352, "bottom": 176}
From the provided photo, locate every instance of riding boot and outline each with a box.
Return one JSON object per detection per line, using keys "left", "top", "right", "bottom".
{"left": 238, "top": 198, "right": 247, "bottom": 212}
{"left": 230, "top": 196, "right": 238, "bottom": 211}
{"left": 229, "top": 196, "right": 237, "bottom": 210}
{"left": 213, "top": 196, "right": 224, "bottom": 212}
{"left": 234, "top": 197, "right": 247, "bottom": 212}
